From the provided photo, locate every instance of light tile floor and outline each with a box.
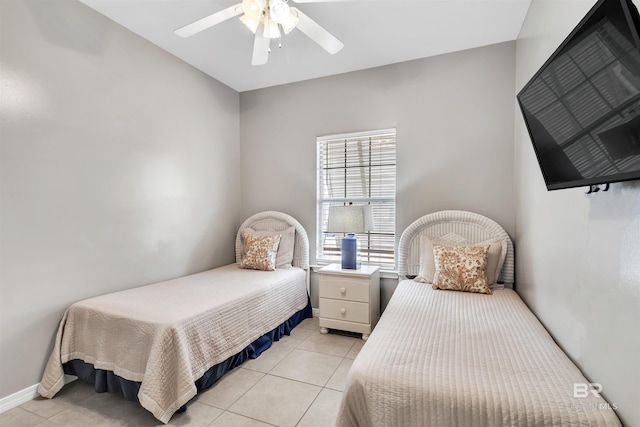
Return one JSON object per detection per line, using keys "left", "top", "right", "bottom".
{"left": 1, "top": 316, "right": 364, "bottom": 427}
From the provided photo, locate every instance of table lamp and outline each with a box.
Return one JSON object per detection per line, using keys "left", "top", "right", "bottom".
{"left": 327, "top": 205, "right": 373, "bottom": 269}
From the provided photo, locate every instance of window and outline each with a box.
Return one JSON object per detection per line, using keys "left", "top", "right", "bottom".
{"left": 316, "top": 129, "right": 396, "bottom": 270}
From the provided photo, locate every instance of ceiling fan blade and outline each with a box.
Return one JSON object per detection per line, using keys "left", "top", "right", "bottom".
{"left": 252, "top": 32, "right": 270, "bottom": 66}
{"left": 174, "top": 3, "right": 243, "bottom": 37}
{"left": 292, "top": 8, "right": 344, "bottom": 54}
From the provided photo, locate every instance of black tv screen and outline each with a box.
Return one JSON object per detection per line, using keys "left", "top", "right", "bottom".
{"left": 517, "top": 0, "right": 640, "bottom": 190}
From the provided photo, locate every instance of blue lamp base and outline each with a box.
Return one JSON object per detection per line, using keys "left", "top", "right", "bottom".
{"left": 341, "top": 233, "right": 360, "bottom": 270}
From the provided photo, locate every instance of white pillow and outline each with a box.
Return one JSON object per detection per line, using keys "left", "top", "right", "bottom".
{"left": 242, "top": 226, "right": 295, "bottom": 269}
{"left": 415, "top": 235, "right": 507, "bottom": 286}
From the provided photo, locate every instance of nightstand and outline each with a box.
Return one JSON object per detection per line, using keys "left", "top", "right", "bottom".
{"left": 318, "top": 264, "right": 380, "bottom": 340}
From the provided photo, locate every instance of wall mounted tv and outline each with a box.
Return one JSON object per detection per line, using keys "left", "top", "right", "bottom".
{"left": 517, "top": 0, "right": 640, "bottom": 191}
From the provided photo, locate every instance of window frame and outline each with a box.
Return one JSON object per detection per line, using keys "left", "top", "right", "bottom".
{"left": 316, "top": 128, "right": 397, "bottom": 270}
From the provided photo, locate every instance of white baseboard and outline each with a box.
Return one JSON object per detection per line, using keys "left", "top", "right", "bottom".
{"left": 312, "top": 308, "right": 320, "bottom": 317}
{"left": 0, "top": 384, "right": 39, "bottom": 414}
{"left": 0, "top": 375, "right": 76, "bottom": 414}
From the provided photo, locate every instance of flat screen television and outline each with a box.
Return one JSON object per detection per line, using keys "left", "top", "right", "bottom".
{"left": 517, "top": 0, "right": 640, "bottom": 190}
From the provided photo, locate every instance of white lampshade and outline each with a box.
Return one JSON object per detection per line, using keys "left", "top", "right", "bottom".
{"left": 240, "top": 14, "right": 260, "bottom": 33}
{"left": 327, "top": 205, "right": 374, "bottom": 233}
{"left": 280, "top": 8, "right": 299, "bottom": 34}
{"left": 269, "top": 0, "right": 290, "bottom": 24}
{"left": 263, "top": 18, "right": 281, "bottom": 38}
{"left": 242, "top": 0, "right": 265, "bottom": 19}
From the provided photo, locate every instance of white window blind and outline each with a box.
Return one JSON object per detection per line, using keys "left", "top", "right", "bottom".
{"left": 316, "top": 129, "right": 396, "bottom": 269}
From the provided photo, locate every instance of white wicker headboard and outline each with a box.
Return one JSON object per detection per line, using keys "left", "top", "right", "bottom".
{"left": 235, "top": 211, "right": 310, "bottom": 270}
{"left": 398, "top": 210, "right": 514, "bottom": 287}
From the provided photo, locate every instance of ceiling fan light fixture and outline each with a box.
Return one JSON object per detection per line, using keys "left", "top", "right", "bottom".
{"left": 262, "top": 17, "right": 281, "bottom": 39}
{"left": 240, "top": 14, "right": 260, "bottom": 34}
{"left": 240, "top": 0, "right": 293, "bottom": 39}
{"left": 280, "top": 8, "right": 298, "bottom": 34}
{"left": 269, "top": 0, "right": 290, "bottom": 24}
{"left": 241, "top": 0, "right": 265, "bottom": 19}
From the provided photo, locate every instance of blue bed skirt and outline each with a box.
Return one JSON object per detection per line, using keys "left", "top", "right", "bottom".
{"left": 63, "top": 299, "right": 312, "bottom": 414}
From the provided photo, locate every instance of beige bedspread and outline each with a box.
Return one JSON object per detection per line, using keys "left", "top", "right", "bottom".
{"left": 38, "top": 263, "right": 308, "bottom": 423}
{"left": 337, "top": 280, "right": 622, "bottom": 427}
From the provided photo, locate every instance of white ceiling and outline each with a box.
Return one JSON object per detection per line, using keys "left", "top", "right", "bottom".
{"left": 79, "top": 0, "right": 531, "bottom": 92}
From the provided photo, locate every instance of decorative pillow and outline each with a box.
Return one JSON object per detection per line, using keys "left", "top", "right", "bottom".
{"left": 432, "top": 245, "right": 492, "bottom": 295}
{"left": 415, "top": 235, "right": 507, "bottom": 286}
{"left": 242, "top": 226, "right": 295, "bottom": 268}
{"left": 239, "top": 233, "right": 282, "bottom": 271}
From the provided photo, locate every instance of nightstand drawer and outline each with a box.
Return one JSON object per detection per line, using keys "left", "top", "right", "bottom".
{"left": 319, "top": 276, "right": 370, "bottom": 302}
{"left": 320, "top": 298, "right": 369, "bottom": 324}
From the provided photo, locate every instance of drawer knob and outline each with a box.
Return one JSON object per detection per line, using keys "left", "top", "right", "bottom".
{"left": 340, "top": 287, "right": 346, "bottom": 295}
{"left": 340, "top": 308, "right": 346, "bottom": 315}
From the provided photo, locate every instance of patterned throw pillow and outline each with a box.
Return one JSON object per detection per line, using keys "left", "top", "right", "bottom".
{"left": 240, "top": 233, "right": 282, "bottom": 271}
{"left": 432, "top": 245, "right": 492, "bottom": 295}
{"left": 241, "top": 226, "right": 295, "bottom": 268}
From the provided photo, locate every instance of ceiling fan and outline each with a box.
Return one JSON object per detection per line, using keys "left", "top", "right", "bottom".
{"left": 174, "top": 0, "right": 345, "bottom": 66}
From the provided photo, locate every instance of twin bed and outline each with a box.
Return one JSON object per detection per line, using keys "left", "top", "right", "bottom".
{"left": 38, "top": 211, "right": 312, "bottom": 423}
{"left": 38, "top": 209, "right": 622, "bottom": 426}
{"left": 336, "top": 210, "right": 622, "bottom": 427}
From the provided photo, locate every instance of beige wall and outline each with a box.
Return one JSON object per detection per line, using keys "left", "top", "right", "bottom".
{"left": 0, "top": 0, "right": 241, "bottom": 398}
{"left": 515, "top": 1, "right": 640, "bottom": 425}
{"left": 240, "top": 42, "right": 517, "bottom": 306}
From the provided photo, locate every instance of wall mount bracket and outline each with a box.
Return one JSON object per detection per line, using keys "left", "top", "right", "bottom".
{"left": 586, "top": 183, "right": 610, "bottom": 194}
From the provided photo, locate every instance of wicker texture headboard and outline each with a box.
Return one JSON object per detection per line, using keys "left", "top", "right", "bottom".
{"left": 398, "top": 210, "right": 514, "bottom": 287}
{"left": 235, "top": 211, "right": 310, "bottom": 270}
